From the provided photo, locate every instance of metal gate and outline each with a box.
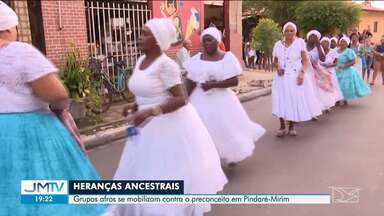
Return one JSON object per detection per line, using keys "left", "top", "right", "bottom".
{"left": 85, "top": 0, "right": 151, "bottom": 78}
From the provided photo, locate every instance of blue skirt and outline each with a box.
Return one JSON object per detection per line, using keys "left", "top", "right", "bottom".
{"left": 336, "top": 66, "right": 371, "bottom": 100}
{"left": 0, "top": 112, "right": 106, "bottom": 216}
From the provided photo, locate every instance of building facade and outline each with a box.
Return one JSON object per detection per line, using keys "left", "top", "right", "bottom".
{"left": 358, "top": 2, "right": 384, "bottom": 43}
{"left": 5, "top": 0, "right": 242, "bottom": 67}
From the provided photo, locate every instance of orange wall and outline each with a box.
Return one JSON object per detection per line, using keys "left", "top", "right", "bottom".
{"left": 359, "top": 10, "right": 384, "bottom": 43}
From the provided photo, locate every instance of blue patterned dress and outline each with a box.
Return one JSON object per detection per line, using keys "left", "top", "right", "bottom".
{"left": 336, "top": 48, "right": 371, "bottom": 100}
{"left": 0, "top": 42, "right": 107, "bottom": 216}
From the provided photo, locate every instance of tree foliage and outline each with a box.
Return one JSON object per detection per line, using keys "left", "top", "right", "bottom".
{"left": 251, "top": 18, "right": 282, "bottom": 57}
{"left": 294, "top": 1, "right": 361, "bottom": 34}
{"left": 243, "top": 0, "right": 301, "bottom": 25}
{"left": 243, "top": 1, "right": 361, "bottom": 34}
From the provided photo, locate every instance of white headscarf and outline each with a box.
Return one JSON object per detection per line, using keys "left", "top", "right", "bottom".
{"left": 320, "top": 36, "right": 331, "bottom": 44}
{"left": 0, "top": 1, "right": 18, "bottom": 31}
{"left": 200, "top": 27, "right": 222, "bottom": 43}
{"left": 283, "top": 22, "right": 297, "bottom": 33}
{"left": 145, "top": 18, "right": 177, "bottom": 51}
{"left": 339, "top": 36, "right": 350, "bottom": 45}
{"left": 307, "top": 30, "right": 321, "bottom": 40}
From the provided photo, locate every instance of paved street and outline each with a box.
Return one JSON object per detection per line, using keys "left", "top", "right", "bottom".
{"left": 89, "top": 85, "right": 384, "bottom": 216}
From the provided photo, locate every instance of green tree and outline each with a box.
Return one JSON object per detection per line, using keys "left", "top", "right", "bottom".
{"left": 243, "top": 0, "right": 301, "bottom": 25}
{"left": 251, "top": 18, "right": 282, "bottom": 71}
{"left": 294, "top": 1, "right": 361, "bottom": 34}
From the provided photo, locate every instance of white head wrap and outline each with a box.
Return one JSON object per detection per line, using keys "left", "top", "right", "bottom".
{"left": 331, "top": 37, "right": 338, "bottom": 43}
{"left": 0, "top": 1, "right": 18, "bottom": 31}
{"left": 339, "top": 36, "right": 351, "bottom": 45}
{"left": 145, "top": 18, "right": 177, "bottom": 51}
{"left": 320, "top": 37, "right": 331, "bottom": 48}
{"left": 307, "top": 30, "right": 321, "bottom": 40}
{"left": 320, "top": 36, "right": 331, "bottom": 44}
{"left": 283, "top": 22, "right": 297, "bottom": 33}
{"left": 200, "top": 27, "right": 222, "bottom": 43}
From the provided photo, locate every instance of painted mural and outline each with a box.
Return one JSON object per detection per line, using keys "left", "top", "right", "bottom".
{"left": 153, "top": 0, "right": 203, "bottom": 46}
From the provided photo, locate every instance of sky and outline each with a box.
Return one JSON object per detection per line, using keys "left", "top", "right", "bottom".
{"left": 354, "top": 0, "right": 384, "bottom": 9}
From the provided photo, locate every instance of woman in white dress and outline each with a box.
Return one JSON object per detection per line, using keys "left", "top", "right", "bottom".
{"left": 184, "top": 27, "right": 265, "bottom": 165}
{"left": 306, "top": 30, "right": 337, "bottom": 112}
{"left": 103, "top": 18, "right": 227, "bottom": 216}
{"left": 272, "top": 22, "right": 322, "bottom": 136}
{"left": 330, "top": 37, "right": 338, "bottom": 51}
{"left": 320, "top": 36, "right": 344, "bottom": 103}
{"left": 350, "top": 33, "right": 364, "bottom": 78}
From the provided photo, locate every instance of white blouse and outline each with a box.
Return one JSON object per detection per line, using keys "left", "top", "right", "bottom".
{"left": 128, "top": 54, "right": 182, "bottom": 110}
{"left": 184, "top": 52, "right": 242, "bottom": 83}
{"left": 322, "top": 49, "right": 339, "bottom": 65}
{"left": 272, "top": 38, "right": 306, "bottom": 74}
{"left": 0, "top": 42, "right": 57, "bottom": 113}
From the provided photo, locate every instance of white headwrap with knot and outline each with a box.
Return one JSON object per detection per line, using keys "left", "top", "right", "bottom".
{"left": 0, "top": 1, "right": 18, "bottom": 31}
{"left": 201, "top": 27, "right": 222, "bottom": 43}
{"left": 145, "top": 18, "right": 177, "bottom": 51}
{"left": 331, "top": 37, "right": 338, "bottom": 43}
{"left": 307, "top": 30, "right": 321, "bottom": 40}
{"left": 339, "top": 36, "right": 350, "bottom": 45}
{"left": 283, "top": 22, "right": 297, "bottom": 33}
{"left": 320, "top": 36, "right": 331, "bottom": 44}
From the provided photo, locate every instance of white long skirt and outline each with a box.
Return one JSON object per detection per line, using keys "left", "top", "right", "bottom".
{"left": 103, "top": 104, "right": 227, "bottom": 216}
{"left": 307, "top": 69, "right": 337, "bottom": 110}
{"left": 354, "top": 57, "right": 363, "bottom": 78}
{"left": 330, "top": 67, "right": 344, "bottom": 102}
{"left": 189, "top": 87, "right": 266, "bottom": 164}
{"left": 272, "top": 71, "right": 322, "bottom": 122}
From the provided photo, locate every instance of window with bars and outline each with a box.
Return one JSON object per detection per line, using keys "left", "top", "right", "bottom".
{"left": 11, "top": 0, "right": 32, "bottom": 43}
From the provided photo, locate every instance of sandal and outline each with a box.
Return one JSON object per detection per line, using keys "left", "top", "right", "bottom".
{"left": 288, "top": 130, "right": 297, "bottom": 136}
{"left": 312, "top": 117, "right": 319, "bottom": 122}
{"left": 276, "top": 129, "right": 286, "bottom": 137}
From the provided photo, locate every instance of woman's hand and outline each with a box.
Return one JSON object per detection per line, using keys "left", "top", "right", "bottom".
{"left": 201, "top": 81, "right": 215, "bottom": 92}
{"left": 297, "top": 72, "right": 304, "bottom": 86}
{"left": 132, "top": 109, "right": 152, "bottom": 127}
{"left": 122, "top": 103, "right": 138, "bottom": 117}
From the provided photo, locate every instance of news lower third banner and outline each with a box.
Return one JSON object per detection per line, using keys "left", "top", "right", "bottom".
{"left": 21, "top": 180, "right": 331, "bottom": 205}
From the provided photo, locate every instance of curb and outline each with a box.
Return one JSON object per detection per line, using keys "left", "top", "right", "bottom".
{"left": 84, "top": 87, "right": 272, "bottom": 150}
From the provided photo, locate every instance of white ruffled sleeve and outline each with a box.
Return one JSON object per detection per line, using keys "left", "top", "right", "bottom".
{"left": 158, "top": 57, "right": 182, "bottom": 88}
{"left": 272, "top": 40, "right": 281, "bottom": 58}
{"left": 16, "top": 43, "right": 57, "bottom": 82}
{"left": 297, "top": 38, "right": 307, "bottom": 52}
{"left": 184, "top": 53, "right": 205, "bottom": 83}
{"left": 221, "top": 52, "right": 242, "bottom": 80}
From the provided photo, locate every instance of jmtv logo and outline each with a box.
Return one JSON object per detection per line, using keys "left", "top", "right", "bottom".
{"left": 21, "top": 180, "right": 68, "bottom": 195}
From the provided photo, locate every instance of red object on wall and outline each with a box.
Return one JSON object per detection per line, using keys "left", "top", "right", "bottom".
{"left": 148, "top": 0, "right": 205, "bottom": 56}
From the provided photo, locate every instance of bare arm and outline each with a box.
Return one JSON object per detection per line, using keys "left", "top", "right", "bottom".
{"left": 131, "top": 84, "right": 187, "bottom": 126}
{"left": 30, "top": 73, "right": 69, "bottom": 110}
{"left": 341, "top": 59, "right": 356, "bottom": 68}
{"left": 186, "top": 78, "right": 197, "bottom": 96}
{"left": 301, "top": 50, "right": 310, "bottom": 72}
{"left": 316, "top": 43, "right": 326, "bottom": 62}
{"left": 202, "top": 76, "right": 239, "bottom": 91}
{"left": 158, "top": 84, "right": 187, "bottom": 113}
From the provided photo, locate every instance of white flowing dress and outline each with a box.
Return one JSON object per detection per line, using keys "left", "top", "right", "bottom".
{"left": 272, "top": 38, "right": 322, "bottom": 122}
{"left": 320, "top": 49, "right": 344, "bottom": 101}
{"left": 103, "top": 54, "right": 227, "bottom": 216}
{"left": 308, "top": 47, "right": 337, "bottom": 110}
{"left": 185, "top": 52, "right": 266, "bottom": 164}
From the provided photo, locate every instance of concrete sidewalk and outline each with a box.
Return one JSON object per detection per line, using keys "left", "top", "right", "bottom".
{"left": 81, "top": 69, "right": 275, "bottom": 149}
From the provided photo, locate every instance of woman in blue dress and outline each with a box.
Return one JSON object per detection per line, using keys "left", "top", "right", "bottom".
{"left": 336, "top": 36, "right": 371, "bottom": 105}
{"left": 0, "top": 2, "right": 106, "bottom": 215}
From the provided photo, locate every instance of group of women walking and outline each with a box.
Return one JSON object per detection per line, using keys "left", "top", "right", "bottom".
{"left": 1, "top": 2, "right": 265, "bottom": 215}
{"left": 271, "top": 22, "right": 371, "bottom": 136}
{"left": 1, "top": 1, "right": 379, "bottom": 214}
